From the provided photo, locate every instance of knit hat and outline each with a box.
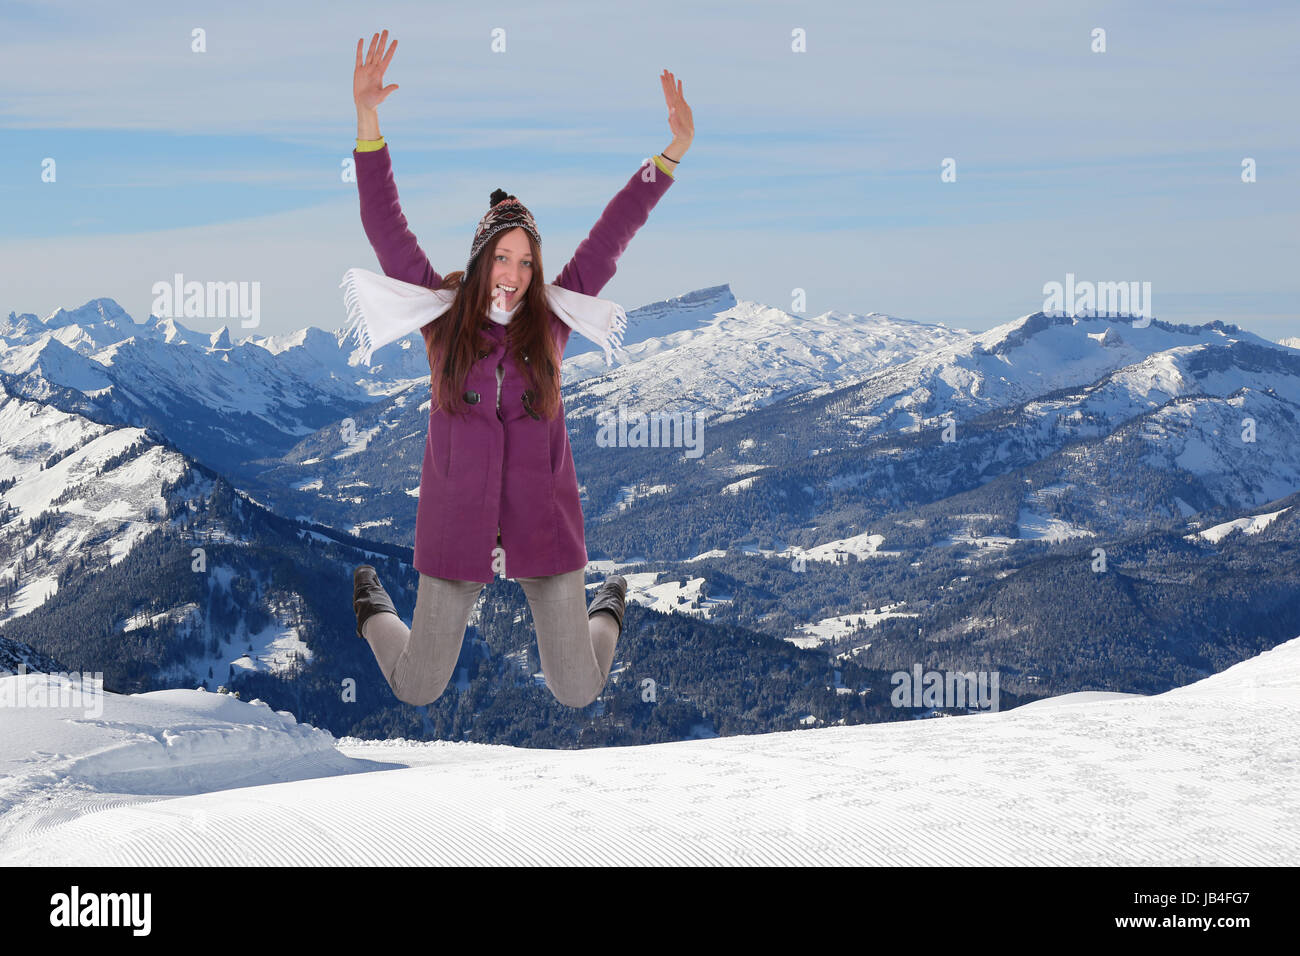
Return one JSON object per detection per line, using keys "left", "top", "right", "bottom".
{"left": 466, "top": 189, "right": 542, "bottom": 275}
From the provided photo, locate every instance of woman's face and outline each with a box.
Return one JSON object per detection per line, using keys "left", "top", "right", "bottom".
{"left": 489, "top": 227, "right": 533, "bottom": 310}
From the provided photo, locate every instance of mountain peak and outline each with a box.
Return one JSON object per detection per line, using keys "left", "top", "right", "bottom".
{"left": 210, "top": 326, "right": 233, "bottom": 350}
{"left": 978, "top": 312, "right": 1076, "bottom": 355}
{"left": 1098, "top": 325, "right": 1124, "bottom": 347}
{"left": 150, "top": 314, "right": 205, "bottom": 346}
{"left": 653, "top": 284, "right": 734, "bottom": 310}
{"left": 554, "top": 284, "right": 740, "bottom": 360}
{"left": 3, "top": 310, "right": 43, "bottom": 338}
{"left": 43, "top": 298, "right": 135, "bottom": 331}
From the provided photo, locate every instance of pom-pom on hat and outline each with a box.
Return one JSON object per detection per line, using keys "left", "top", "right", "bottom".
{"left": 466, "top": 188, "right": 542, "bottom": 275}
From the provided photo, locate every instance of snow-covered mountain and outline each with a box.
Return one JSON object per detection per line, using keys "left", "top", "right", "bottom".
{"left": 0, "top": 374, "right": 399, "bottom": 689}
{"left": 0, "top": 304, "right": 379, "bottom": 476}
{"left": 822, "top": 337, "right": 1300, "bottom": 538}
{"left": 0, "top": 380, "right": 190, "bottom": 622}
{"left": 562, "top": 292, "right": 973, "bottom": 422}
{"left": 3, "top": 633, "right": 1295, "bottom": 865}
{"left": 566, "top": 283, "right": 739, "bottom": 367}
{"left": 573, "top": 313, "right": 1300, "bottom": 556}
{"left": 798, "top": 312, "right": 1284, "bottom": 439}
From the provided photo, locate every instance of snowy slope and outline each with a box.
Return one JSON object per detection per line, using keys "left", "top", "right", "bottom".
{"left": 573, "top": 284, "right": 738, "bottom": 359}
{"left": 2, "top": 635, "right": 1295, "bottom": 866}
{"left": 986, "top": 349, "right": 1300, "bottom": 534}
{"left": 562, "top": 296, "right": 972, "bottom": 422}
{"left": 0, "top": 682, "right": 387, "bottom": 853}
{"left": 1, "top": 375, "right": 326, "bottom": 686}
{"left": 1189, "top": 507, "right": 1290, "bottom": 544}
{"left": 0, "top": 637, "right": 65, "bottom": 677}
{"left": 805, "top": 312, "right": 1282, "bottom": 439}
{"left": 0, "top": 335, "right": 116, "bottom": 395}
{"left": 0, "top": 387, "right": 192, "bottom": 624}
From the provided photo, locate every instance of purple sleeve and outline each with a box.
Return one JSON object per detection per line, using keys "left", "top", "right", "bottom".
{"left": 551, "top": 159, "right": 675, "bottom": 355}
{"left": 354, "top": 144, "right": 444, "bottom": 291}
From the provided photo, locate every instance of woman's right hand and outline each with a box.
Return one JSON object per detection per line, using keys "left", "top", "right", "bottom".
{"left": 354, "top": 30, "right": 399, "bottom": 111}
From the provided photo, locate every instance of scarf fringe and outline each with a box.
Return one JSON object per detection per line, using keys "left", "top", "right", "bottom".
{"left": 602, "top": 306, "right": 628, "bottom": 366}
{"left": 339, "top": 270, "right": 377, "bottom": 365}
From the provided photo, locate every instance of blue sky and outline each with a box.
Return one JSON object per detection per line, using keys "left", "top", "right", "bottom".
{"left": 2, "top": 0, "right": 1297, "bottom": 341}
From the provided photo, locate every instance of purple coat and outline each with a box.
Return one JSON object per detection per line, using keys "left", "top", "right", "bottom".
{"left": 355, "top": 144, "right": 674, "bottom": 583}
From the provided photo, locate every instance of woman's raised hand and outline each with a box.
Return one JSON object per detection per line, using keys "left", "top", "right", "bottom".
{"left": 355, "top": 30, "right": 400, "bottom": 111}
{"left": 660, "top": 70, "right": 694, "bottom": 151}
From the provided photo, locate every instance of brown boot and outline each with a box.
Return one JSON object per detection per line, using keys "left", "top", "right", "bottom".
{"left": 586, "top": 574, "right": 627, "bottom": 637}
{"left": 353, "top": 565, "right": 397, "bottom": 640}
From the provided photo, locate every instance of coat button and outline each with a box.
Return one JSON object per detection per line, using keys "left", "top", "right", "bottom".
{"left": 477, "top": 349, "right": 489, "bottom": 359}
{"left": 464, "top": 390, "right": 480, "bottom": 404}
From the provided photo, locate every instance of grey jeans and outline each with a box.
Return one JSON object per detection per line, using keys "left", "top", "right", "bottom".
{"left": 362, "top": 568, "right": 620, "bottom": 709}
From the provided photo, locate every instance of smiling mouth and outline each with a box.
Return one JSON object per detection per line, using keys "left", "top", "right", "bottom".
{"left": 495, "top": 284, "right": 518, "bottom": 303}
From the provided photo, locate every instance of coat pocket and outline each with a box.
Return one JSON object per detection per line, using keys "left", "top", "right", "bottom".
{"left": 429, "top": 407, "right": 454, "bottom": 478}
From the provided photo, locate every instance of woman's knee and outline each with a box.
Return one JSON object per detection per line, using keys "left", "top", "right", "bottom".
{"left": 546, "top": 674, "right": 603, "bottom": 709}
{"left": 392, "top": 667, "right": 455, "bottom": 706}
{"left": 390, "top": 648, "right": 460, "bottom": 705}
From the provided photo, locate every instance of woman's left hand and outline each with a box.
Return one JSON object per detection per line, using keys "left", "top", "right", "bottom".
{"left": 660, "top": 70, "right": 694, "bottom": 150}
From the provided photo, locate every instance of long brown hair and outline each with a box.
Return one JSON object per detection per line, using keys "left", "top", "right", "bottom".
{"left": 420, "top": 229, "right": 562, "bottom": 420}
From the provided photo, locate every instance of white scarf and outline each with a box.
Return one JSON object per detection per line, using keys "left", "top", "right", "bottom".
{"left": 339, "top": 267, "right": 629, "bottom": 367}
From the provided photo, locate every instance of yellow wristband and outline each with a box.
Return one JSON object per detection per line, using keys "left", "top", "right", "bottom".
{"left": 652, "top": 153, "right": 676, "bottom": 178}
{"left": 356, "top": 136, "right": 386, "bottom": 152}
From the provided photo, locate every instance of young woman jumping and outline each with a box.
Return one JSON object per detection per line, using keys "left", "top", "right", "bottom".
{"left": 344, "top": 30, "right": 694, "bottom": 709}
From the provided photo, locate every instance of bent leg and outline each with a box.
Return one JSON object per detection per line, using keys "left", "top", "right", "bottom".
{"left": 362, "top": 572, "right": 483, "bottom": 706}
{"left": 517, "top": 568, "right": 618, "bottom": 708}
